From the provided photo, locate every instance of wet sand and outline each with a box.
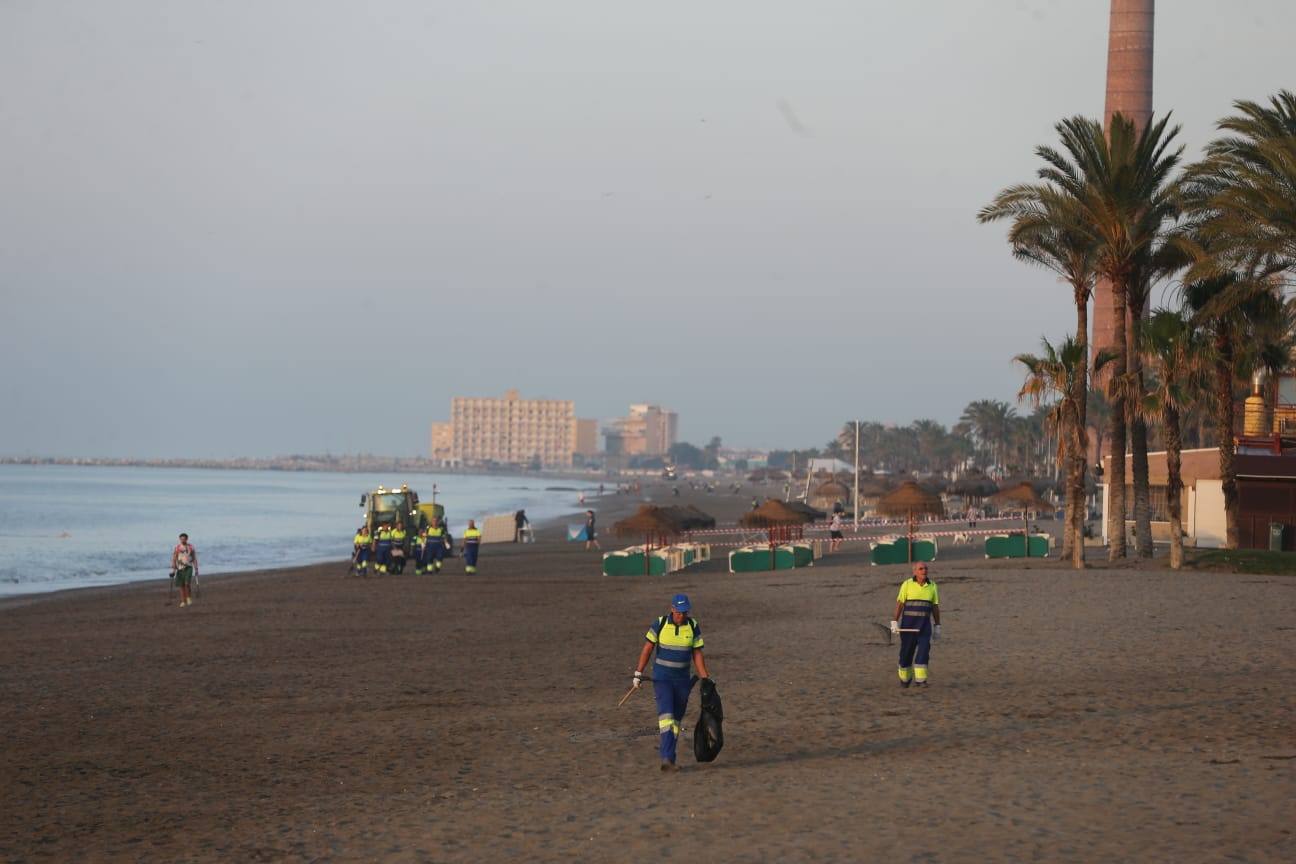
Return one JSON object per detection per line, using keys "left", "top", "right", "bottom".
{"left": 1, "top": 485, "right": 1293, "bottom": 862}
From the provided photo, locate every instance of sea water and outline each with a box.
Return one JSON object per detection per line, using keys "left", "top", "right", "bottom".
{"left": 0, "top": 465, "right": 596, "bottom": 597}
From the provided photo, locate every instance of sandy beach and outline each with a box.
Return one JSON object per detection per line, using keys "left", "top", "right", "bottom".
{"left": 1, "top": 484, "right": 1293, "bottom": 863}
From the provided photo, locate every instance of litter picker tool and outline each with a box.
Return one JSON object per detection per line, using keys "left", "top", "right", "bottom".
{"left": 616, "top": 674, "right": 659, "bottom": 707}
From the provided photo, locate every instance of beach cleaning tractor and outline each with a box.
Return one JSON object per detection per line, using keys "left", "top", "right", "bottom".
{"left": 358, "top": 484, "right": 451, "bottom": 563}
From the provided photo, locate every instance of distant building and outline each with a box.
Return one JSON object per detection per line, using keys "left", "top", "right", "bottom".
{"left": 433, "top": 389, "right": 579, "bottom": 468}
{"left": 603, "top": 404, "right": 678, "bottom": 457}
{"left": 574, "top": 418, "right": 599, "bottom": 459}
{"left": 430, "top": 422, "right": 454, "bottom": 463}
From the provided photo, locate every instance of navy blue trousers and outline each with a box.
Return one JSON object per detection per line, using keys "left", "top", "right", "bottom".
{"left": 463, "top": 542, "right": 479, "bottom": 567}
{"left": 898, "top": 628, "right": 932, "bottom": 681}
{"left": 654, "top": 676, "right": 693, "bottom": 763}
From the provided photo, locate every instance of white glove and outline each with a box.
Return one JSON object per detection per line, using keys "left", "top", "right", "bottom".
{"left": 889, "top": 620, "right": 899, "bottom": 635}
{"left": 632, "top": 671, "right": 643, "bottom": 689}
{"left": 933, "top": 625, "right": 942, "bottom": 640}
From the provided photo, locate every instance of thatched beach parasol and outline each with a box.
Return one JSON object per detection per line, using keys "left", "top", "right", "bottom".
{"left": 740, "top": 499, "right": 816, "bottom": 568}
{"left": 989, "top": 482, "right": 1054, "bottom": 539}
{"left": 810, "top": 480, "right": 851, "bottom": 512}
{"left": 658, "top": 505, "right": 716, "bottom": 531}
{"left": 876, "top": 481, "right": 945, "bottom": 561}
{"left": 945, "top": 473, "right": 999, "bottom": 501}
{"left": 614, "top": 506, "right": 685, "bottom": 574}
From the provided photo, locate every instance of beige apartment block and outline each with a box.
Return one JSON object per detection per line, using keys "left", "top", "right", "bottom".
{"left": 605, "top": 404, "right": 678, "bottom": 456}
{"left": 574, "top": 418, "right": 599, "bottom": 457}
{"left": 444, "top": 389, "right": 577, "bottom": 467}
{"left": 429, "top": 422, "right": 453, "bottom": 462}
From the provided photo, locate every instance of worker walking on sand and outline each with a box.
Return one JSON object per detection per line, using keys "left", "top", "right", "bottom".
{"left": 891, "top": 562, "right": 941, "bottom": 687}
{"left": 426, "top": 518, "right": 447, "bottom": 573}
{"left": 462, "top": 520, "right": 482, "bottom": 574}
{"left": 413, "top": 526, "right": 427, "bottom": 575}
{"left": 374, "top": 522, "right": 393, "bottom": 574}
{"left": 352, "top": 524, "right": 372, "bottom": 576}
{"left": 631, "top": 593, "right": 711, "bottom": 771}
{"left": 170, "top": 533, "right": 199, "bottom": 607}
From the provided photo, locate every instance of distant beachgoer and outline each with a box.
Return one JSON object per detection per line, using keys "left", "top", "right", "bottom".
{"left": 829, "top": 513, "right": 844, "bottom": 552}
{"left": 170, "top": 533, "right": 199, "bottom": 608}
{"left": 514, "top": 509, "right": 527, "bottom": 543}
{"left": 579, "top": 492, "right": 586, "bottom": 505}
{"left": 584, "top": 510, "right": 600, "bottom": 550}
{"left": 462, "top": 520, "right": 482, "bottom": 573}
{"left": 598, "top": 483, "right": 605, "bottom": 496}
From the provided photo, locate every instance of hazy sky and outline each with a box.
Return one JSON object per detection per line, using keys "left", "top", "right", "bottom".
{"left": 2, "top": 1, "right": 1292, "bottom": 458}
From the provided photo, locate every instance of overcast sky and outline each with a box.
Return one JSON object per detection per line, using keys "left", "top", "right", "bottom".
{"left": 2, "top": 1, "right": 1292, "bottom": 458}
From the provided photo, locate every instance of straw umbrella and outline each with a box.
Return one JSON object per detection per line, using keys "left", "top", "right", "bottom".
{"left": 614, "top": 506, "right": 685, "bottom": 575}
{"left": 740, "top": 499, "right": 815, "bottom": 569}
{"left": 875, "top": 481, "right": 945, "bottom": 562}
{"left": 989, "top": 482, "right": 1054, "bottom": 542}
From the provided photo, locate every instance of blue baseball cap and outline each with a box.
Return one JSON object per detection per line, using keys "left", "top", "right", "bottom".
{"left": 671, "top": 593, "right": 691, "bottom": 613}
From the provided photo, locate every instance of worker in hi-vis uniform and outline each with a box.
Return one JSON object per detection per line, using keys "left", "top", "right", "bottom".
{"left": 352, "top": 525, "right": 371, "bottom": 576}
{"left": 632, "top": 593, "right": 711, "bottom": 771}
{"left": 374, "top": 523, "right": 393, "bottom": 574}
{"left": 891, "top": 562, "right": 941, "bottom": 687}
{"left": 462, "top": 520, "right": 481, "bottom": 574}
{"left": 426, "top": 519, "right": 446, "bottom": 573}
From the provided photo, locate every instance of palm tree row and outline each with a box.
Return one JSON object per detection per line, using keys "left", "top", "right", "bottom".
{"left": 983, "top": 91, "right": 1296, "bottom": 567}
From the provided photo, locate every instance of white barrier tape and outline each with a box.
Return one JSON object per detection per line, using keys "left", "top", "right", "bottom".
{"left": 709, "top": 528, "right": 1030, "bottom": 550}
{"left": 685, "top": 517, "right": 1022, "bottom": 537}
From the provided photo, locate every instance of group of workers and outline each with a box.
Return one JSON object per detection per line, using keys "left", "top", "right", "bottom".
{"left": 631, "top": 561, "right": 941, "bottom": 771}
{"left": 351, "top": 519, "right": 482, "bottom": 576}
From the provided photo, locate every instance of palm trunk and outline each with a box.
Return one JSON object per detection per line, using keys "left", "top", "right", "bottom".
{"left": 1072, "top": 286, "right": 1089, "bottom": 568}
{"left": 1214, "top": 326, "right": 1239, "bottom": 549}
{"left": 1166, "top": 403, "right": 1184, "bottom": 570}
{"left": 1107, "top": 280, "right": 1128, "bottom": 560}
{"left": 1127, "top": 289, "right": 1153, "bottom": 558}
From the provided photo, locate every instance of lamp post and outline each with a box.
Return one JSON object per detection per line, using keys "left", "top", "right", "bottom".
{"left": 853, "top": 420, "right": 860, "bottom": 532}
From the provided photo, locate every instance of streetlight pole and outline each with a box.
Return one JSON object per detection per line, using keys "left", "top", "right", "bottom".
{"left": 853, "top": 420, "right": 860, "bottom": 531}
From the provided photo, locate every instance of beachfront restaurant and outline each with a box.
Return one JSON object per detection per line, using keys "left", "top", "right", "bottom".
{"left": 1100, "top": 448, "right": 1296, "bottom": 551}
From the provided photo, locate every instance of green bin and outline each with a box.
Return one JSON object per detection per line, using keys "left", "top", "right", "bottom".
{"left": 1271, "top": 523, "right": 1286, "bottom": 552}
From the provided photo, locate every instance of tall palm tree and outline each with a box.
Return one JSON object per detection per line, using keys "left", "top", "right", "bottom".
{"left": 1186, "top": 90, "right": 1296, "bottom": 279}
{"left": 1134, "top": 309, "right": 1209, "bottom": 569}
{"left": 1181, "top": 270, "right": 1282, "bottom": 548}
{"left": 980, "top": 179, "right": 1100, "bottom": 562}
{"left": 1015, "top": 335, "right": 1092, "bottom": 568}
{"left": 1034, "top": 113, "right": 1183, "bottom": 558}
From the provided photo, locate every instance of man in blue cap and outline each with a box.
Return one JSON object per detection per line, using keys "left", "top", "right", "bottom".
{"left": 632, "top": 592, "right": 711, "bottom": 771}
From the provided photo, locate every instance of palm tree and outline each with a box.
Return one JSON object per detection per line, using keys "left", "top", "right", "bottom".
{"left": 1185, "top": 91, "right": 1296, "bottom": 280}
{"left": 980, "top": 175, "right": 1100, "bottom": 561}
{"left": 1026, "top": 113, "right": 1183, "bottom": 559}
{"left": 1015, "top": 335, "right": 1091, "bottom": 569}
{"left": 1135, "top": 310, "right": 1209, "bottom": 569}
{"left": 1181, "top": 270, "right": 1282, "bottom": 548}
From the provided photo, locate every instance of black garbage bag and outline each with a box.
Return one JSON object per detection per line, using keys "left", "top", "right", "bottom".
{"left": 693, "top": 678, "right": 724, "bottom": 763}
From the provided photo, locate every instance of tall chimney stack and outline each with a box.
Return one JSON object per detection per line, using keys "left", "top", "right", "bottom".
{"left": 1092, "top": 0, "right": 1154, "bottom": 364}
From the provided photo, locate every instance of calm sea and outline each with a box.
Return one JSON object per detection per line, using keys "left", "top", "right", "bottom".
{"left": 0, "top": 465, "right": 596, "bottom": 597}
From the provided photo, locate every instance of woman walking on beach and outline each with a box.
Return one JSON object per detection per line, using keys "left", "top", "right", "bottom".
{"left": 631, "top": 593, "right": 711, "bottom": 771}
{"left": 170, "top": 533, "right": 199, "bottom": 607}
{"left": 891, "top": 562, "right": 941, "bottom": 687}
